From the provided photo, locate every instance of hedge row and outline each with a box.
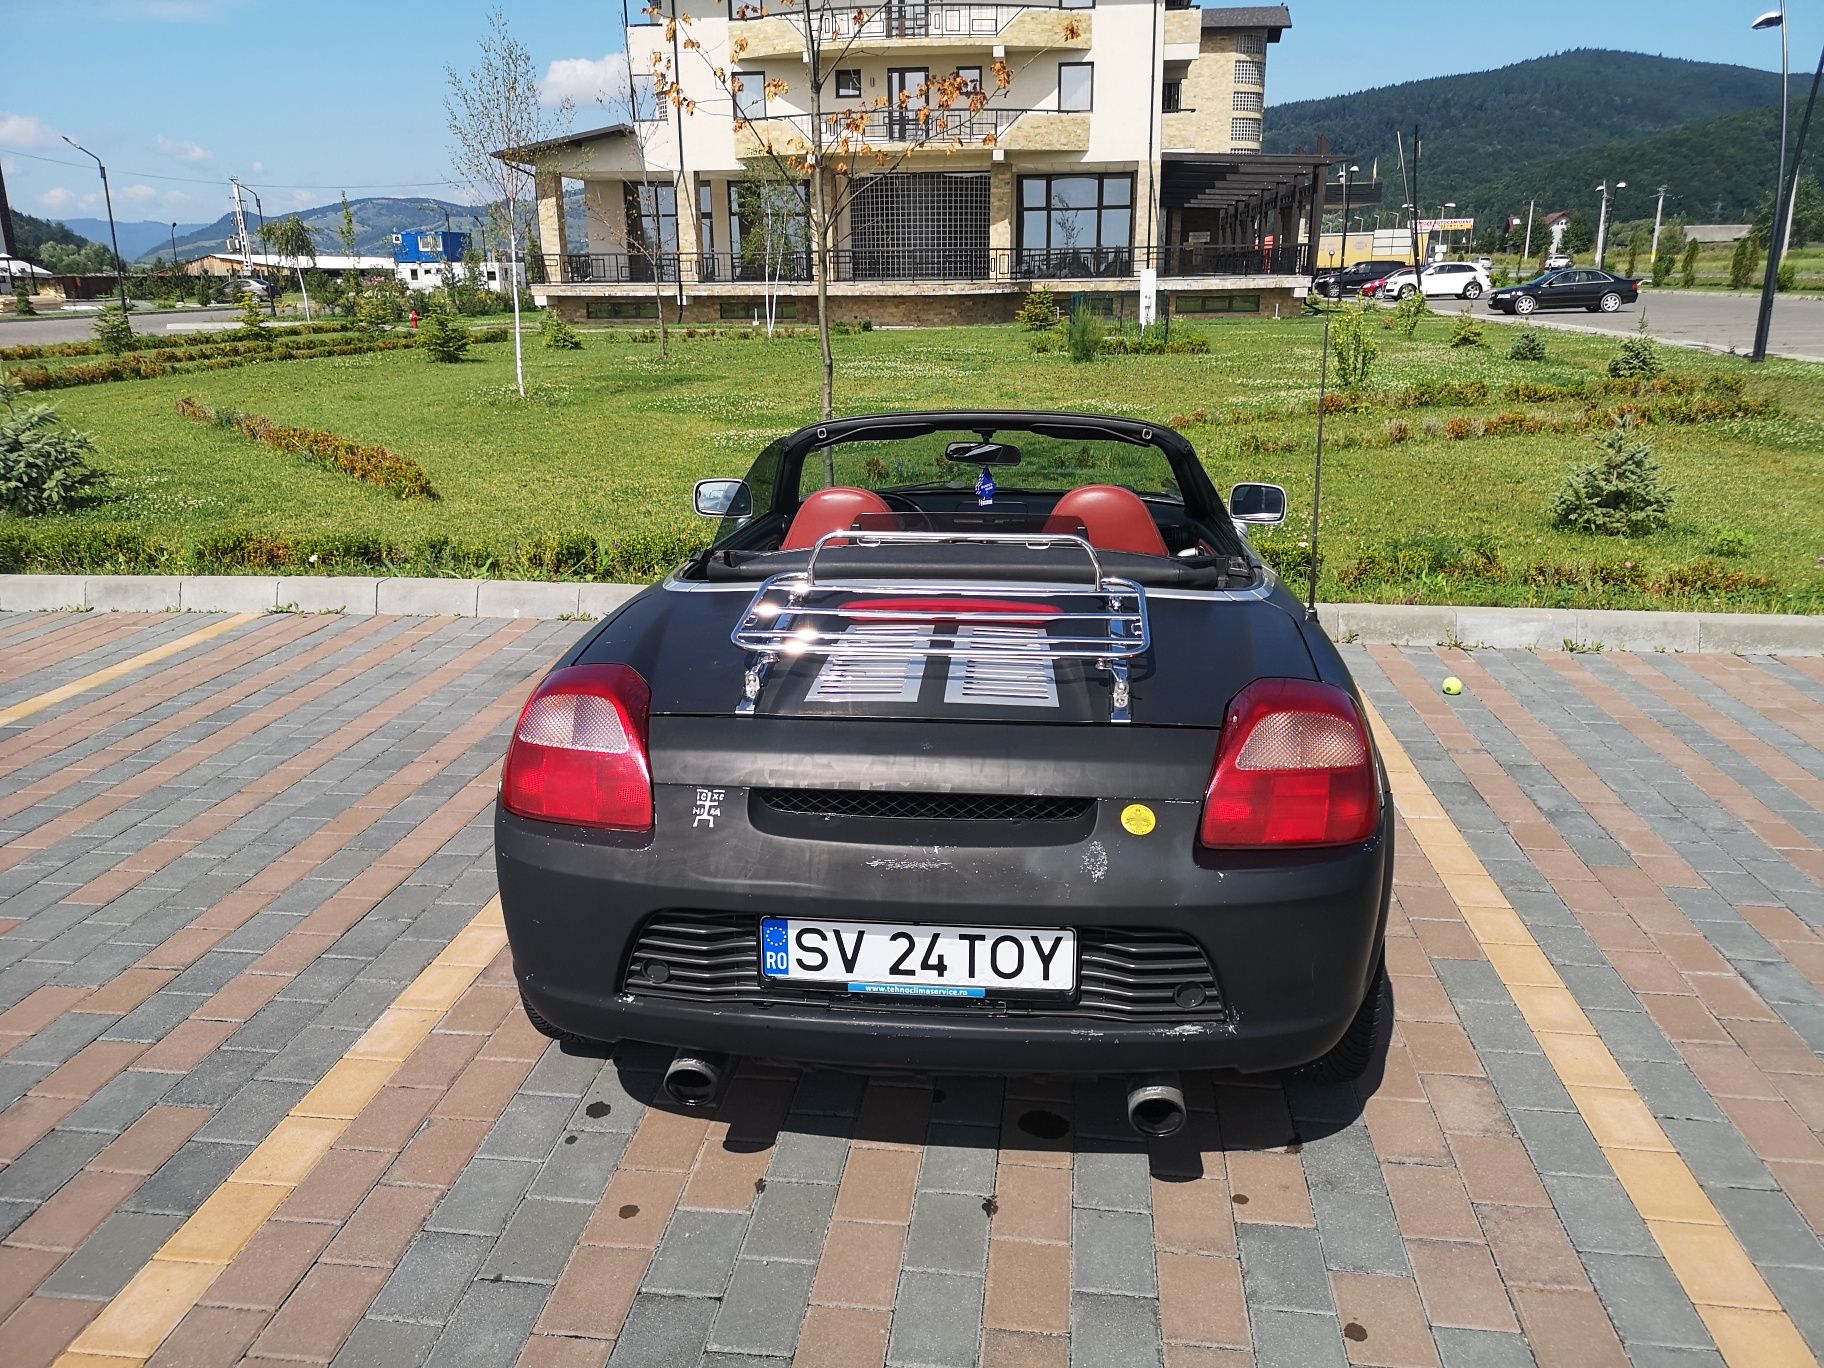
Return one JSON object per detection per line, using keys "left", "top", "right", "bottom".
{"left": 0, "top": 525, "right": 708, "bottom": 582}
{"left": 175, "top": 396, "right": 437, "bottom": 500}
{"left": 7, "top": 336, "right": 421, "bottom": 390}
{"left": 0, "top": 319, "right": 349, "bottom": 361}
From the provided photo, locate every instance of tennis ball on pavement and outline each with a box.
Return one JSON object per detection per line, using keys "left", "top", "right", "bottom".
{"left": 1441, "top": 676, "right": 1464, "bottom": 696}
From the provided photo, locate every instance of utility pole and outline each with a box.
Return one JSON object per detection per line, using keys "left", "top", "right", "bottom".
{"left": 0, "top": 158, "right": 17, "bottom": 258}
{"left": 1521, "top": 199, "right": 1535, "bottom": 264}
{"left": 1649, "top": 185, "right": 1669, "bottom": 267}
{"left": 1753, "top": 38, "right": 1823, "bottom": 362}
{"left": 230, "top": 178, "right": 250, "bottom": 258}
{"left": 1594, "top": 180, "right": 1625, "bottom": 270}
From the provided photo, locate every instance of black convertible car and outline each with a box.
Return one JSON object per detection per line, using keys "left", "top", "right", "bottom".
{"left": 1488, "top": 268, "right": 1640, "bottom": 315}
{"left": 496, "top": 412, "right": 1393, "bottom": 1135}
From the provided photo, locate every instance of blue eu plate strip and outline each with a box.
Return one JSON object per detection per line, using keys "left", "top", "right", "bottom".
{"left": 848, "top": 981, "right": 987, "bottom": 1000}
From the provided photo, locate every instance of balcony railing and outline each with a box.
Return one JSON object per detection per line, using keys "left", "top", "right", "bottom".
{"left": 741, "top": 105, "right": 1050, "bottom": 148}
{"left": 542, "top": 241, "right": 1312, "bottom": 286}
{"left": 735, "top": 0, "right": 1086, "bottom": 41}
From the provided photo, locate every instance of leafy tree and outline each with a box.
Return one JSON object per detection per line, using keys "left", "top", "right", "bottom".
{"left": 37, "top": 240, "right": 116, "bottom": 274}
{"left": 1563, "top": 212, "right": 1595, "bottom": 255}
{"left": 1651, "top": 238, "right": 1677, "bottom": 286}
{"left": 238, "top": 287, "right": 269, "bottom": 334}
{"left": 1390, "top": 289, "right": 1428, "bottom": 336}
{"left": 735, "top": 162, "right": 810, "bottom": 339}
{"left": 1728, "top": 233, "right": 1760, "bottom": 289}
{"left": 259, "top": 216, "right": 319, "bottom": 319}
{"left": 1331, "top": 301, "right": 1378, "bottom": 389}
{"left": 92, "top": 302, "right": 135, "bottom": 355}
{"left": 1017, "top": 286, "right": 1060, "bottom": 330}
{"left": 445, "top": 8, "right": 573, "bottom": 398}
{"left": 1680, "top": 236, "right": 1700, "bottom": 287}
{"left": 0, "top": 376, "right": 104, "bottom": 517}
{"left": 1751, "top": 174, "right": 1824, "bottom": 248}
{"left": 1550, "top": 416, "right": 1673, "bottom": 537}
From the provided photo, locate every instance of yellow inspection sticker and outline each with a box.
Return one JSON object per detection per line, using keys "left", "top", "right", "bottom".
{"left": 1120, "top": 803, "right": 1157, "bottom": 836}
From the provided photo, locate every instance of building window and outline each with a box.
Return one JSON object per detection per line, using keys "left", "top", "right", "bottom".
{"left": 1174, "top": 293, "right": 1260, "bottom": 315}
{"left": 1161, "top": 80, "right": 1183, "bottom": 114}
{"left": 1230, "top": 117, "right": 1262, "bottom": 143}
{"left": 1060, "top": 0, "right": 1093, "bottom": 10}
{"left": 408, "top": 267, "right": 418, "bottom": 281}
{"left": 699, "top": 181, "right": 714, "bottom": 256}
{"left": 836, "top": 68, "right": 861, "bottom": 99}
{"left": 1233, "top": 90, "right": 1263, "bottom": 112}
{"left": 728, "top": 178, "right": 810, "bottom": 280}
{"left": 1019, "top": 174, "right": 1132, "bottom": 272}
{"left": 417, "top": 232, "right": 440, "bottom": 253}
{"left": 1233, "top": 59, "right": 1264, "bottom": 86}
{"left": 732, "top": 69, "right": 768, "bottom": 119}
{"left": 624, "top": 181, "right": 680, "bottom": 280}
{"left": 1237, "top": 33, "right": 1266, "bottom": 55}
{"left": 586, "top": 299, "right": 661, "bottom": 319}
{"left": 720, "top": 298, "right": 798, "bottom": 320}
{"left": 1058, "top": 62, "right": 1093, "bottom": 112}
{"left": 955, "top": 65, "right": 982, "bottom": 94}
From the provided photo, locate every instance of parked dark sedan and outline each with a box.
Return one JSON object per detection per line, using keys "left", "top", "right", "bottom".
{"left": 1488, "top": 268, "right": 1640, "bottom": 315}
{"left": 1314, "top": 259, "right": 1408, "bottom": 300}
{"left": 495, "top": 412, "right": 1395, "bottom": 1136}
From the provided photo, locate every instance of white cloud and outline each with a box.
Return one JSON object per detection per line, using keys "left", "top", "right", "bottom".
{"left": 250, "top": 160, "right": 265, "bottom": 174}
{"left": 154, "top": 135, "right": 213, "bottom": 164}
{"left": 543, "top": 52, "right": 642, "bottom": 111}
{"left": 117, "top": 183, "right": 160, "bottom": 207}
{"left": 0, "top": 112, "right": 61, "bottom": 149}
{"left": 37, "top": 185, "right": 75, "bottom": 210}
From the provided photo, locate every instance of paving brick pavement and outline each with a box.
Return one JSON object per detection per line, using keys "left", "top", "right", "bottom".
{"left": 0, "top": 611, "right": 1821, "bottom": 1366}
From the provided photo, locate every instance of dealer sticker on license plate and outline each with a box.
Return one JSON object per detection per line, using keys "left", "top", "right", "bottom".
{"left": 761, "top": 918, "right": 1076, "bottom": 998}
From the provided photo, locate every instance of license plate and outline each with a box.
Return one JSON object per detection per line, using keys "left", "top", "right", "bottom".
{"left": 760, "top": 918, "right": 1076, "bottom": 999}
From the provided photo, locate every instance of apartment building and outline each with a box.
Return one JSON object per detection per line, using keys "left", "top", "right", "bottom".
{"left": 514, "top": 1, "right": 1333, "bottom": 324}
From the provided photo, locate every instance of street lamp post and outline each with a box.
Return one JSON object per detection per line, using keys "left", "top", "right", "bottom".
{"left": 59, "top": 136, "right": 129, "bottom": 314}
{"left": 250, "top": 191, "right": 276, "bottom": 316}
{"left": 1429, "top": 201, "right": 1456, "bottom": 260}
{"left": 1594, "top": 181, "right": 1626, "bottom": 269}
{"left": 1754, "top": 37, "right": 1824, "bottom": 361}
{"left": 1336, "top": 162, "right": 1359, "bottom": 265}
{"left": 1754, "top": 8, "right": 1790, "bottom": 257}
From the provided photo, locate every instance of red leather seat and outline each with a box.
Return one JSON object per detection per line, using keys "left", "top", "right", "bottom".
{"left": 782, "top": 487, "right": 894, "bottom": 551}
{"left": 1049, "top": 485, "right": 1168, "bottom": 558}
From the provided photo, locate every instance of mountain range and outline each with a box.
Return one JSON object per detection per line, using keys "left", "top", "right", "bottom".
{"left": 56, "top": 218, "right": 212, "bottom": 261}
{"left": 1263, "top": 49, "right": 1787, "bottom": 224}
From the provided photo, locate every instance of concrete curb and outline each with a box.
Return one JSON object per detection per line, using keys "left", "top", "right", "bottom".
{"left": 0, "top": 574, "right": 1818, "bottom": 653}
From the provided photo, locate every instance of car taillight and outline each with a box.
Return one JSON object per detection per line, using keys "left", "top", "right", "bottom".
{"left": 1199, "top": 679, "right": 1379, "bottom": 849}
{"left": 501, "top": 664, "right": 653, "bottom": 830}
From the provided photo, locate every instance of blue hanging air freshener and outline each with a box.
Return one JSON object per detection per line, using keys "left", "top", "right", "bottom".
{"left": 976, "top": 465, "right": 996, "bottom": 506}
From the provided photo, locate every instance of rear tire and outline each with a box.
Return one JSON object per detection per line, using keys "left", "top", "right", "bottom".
{"left": 1288, "top": 955, "right": 1389, "bottom": 1084}
{"left": 1599, "top": 291, "right": 1623, "bottom": 312}
{"left": 520, "top": 985, "right": 607, "bottom": 1050}
{"left": 1462, "top": 281, "right": 1483, "bottom": 299}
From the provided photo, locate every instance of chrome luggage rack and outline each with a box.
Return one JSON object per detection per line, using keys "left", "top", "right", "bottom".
{"left": 729, "top": 530, "right": 1150, "bottom": 723}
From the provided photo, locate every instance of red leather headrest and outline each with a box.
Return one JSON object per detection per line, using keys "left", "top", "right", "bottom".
{"left": 1050, "top": 485, "right": 1168, "bottom": 558}
{"left": 782, "top": 487, "right": 894, "bottom": 551}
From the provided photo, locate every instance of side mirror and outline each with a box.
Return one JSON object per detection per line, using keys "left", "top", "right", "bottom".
{"left": 693, "top": 478, "right": 753, "bottom": 519}
{"left": 1228, "top": 482, "right": 1287, "bottom": 525}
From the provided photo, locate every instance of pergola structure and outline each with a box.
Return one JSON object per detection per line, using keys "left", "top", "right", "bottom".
{"left": 1160, "top": 152, "right": 1341, "bottom": 275}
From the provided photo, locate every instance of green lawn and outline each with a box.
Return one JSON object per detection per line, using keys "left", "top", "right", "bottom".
{"left": 8, "top": 314, "right": 1823, "bottom": 611}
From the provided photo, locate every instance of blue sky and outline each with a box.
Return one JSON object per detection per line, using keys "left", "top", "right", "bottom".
{"left": 1, "top": 0, "right": 1811, "bottom": 228}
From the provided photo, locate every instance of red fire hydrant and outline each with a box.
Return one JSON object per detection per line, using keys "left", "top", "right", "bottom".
{"left": 409, "top": 309, "right": 420, "bottom": 330}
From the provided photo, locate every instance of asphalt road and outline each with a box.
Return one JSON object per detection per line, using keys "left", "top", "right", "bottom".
{"left": 1430, "top": 288, "right": 1824, "bottom": 362}
{"left": 0, "top": 306, "right": 244, "bottom": 347}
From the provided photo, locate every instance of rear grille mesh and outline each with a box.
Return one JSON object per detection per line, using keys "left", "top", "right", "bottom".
{"left": 623, "top": 913, "right": 1225, "bottom": 1021}
{"left": 755, "top": 789, "right": 1094, "bottom": 823}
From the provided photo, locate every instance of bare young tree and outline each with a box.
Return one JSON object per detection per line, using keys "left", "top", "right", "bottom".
{"left": 649, "top": 0, "right": 1082, "bottom": 419}
{"left": 446, "top": 8, "right": 574, "bottom": 398}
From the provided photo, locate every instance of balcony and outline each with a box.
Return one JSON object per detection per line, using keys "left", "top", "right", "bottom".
{"left": 733, "top": 0, "right": 1091, "bottom": 58}
{"left": 539, "top": 241, "right": 1312, "bottom": 288}
{"left": 733, "top": 106, "right": 1084, "bottom": 158}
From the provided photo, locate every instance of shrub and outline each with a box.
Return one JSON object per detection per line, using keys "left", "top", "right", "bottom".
{"left": 1065, "top": 307, "right": 1102, "bottom": 363}
{"left": 1027, "top": 331, "right": 1056, "bottom": 354}
{"left": 1330, "top": 301, "right": 1377, "bottom": 390}
{"left": 175, "top": 395, "right": 436, "bottom": 500}
{"left": 1390, "top": 290, "right": 1428, "bottom": 337}
{"left": 1549, "top": 416, "right": 1674, "bottom": 537}
{"left": 1447, "top": 314, "right": 1485, "bottom": 348}
{"left": 419, "top": 306, "right": 471, "bottom": 363}
{"left": 1444, "top": 417, "right": 1475, "bottom": 440}
{"left": 540, "top": 309, "right": 583, "bottom": 350}
{"left": 1777, "top": 261, "right": 1797, "bottom": 292}
{"left": 1709, "top": 526, "right": 1755, "bottom": 558}
{"left": 1017, "top": 286, "right": 1061, "bottom": 330}
{"left": 14, "top": 290, "right": 35, "bottom": 317}
{"left": 1384, "top": 418, "right": 1412, "bottom": 443}
{"left": 1607, "top": 332, "right": 1662, "bottom": 380}
{"left": 1728, "top": 234, "right": 1761, "bottom": 290}
{"left": 92, "top": 303, "right": 135, "bottom": 356}
{"left": 1507, "top": 329, "right": 1548, "bottom": 362}
{"left": 1651, "top": 247, "right": 1676, "bottom": 287}
{"left": 0, "top": 377, "right": 104, "bottom": 516}
{"left": 237, "top": 289, "right": 268, "bottom": 334}
{"left": 1681, "top": 237, "right": 1700, "bottom": 288}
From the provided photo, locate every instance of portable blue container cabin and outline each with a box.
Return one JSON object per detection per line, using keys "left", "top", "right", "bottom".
{"left": 392, "top": 230, "right": 471, "bottom": 265}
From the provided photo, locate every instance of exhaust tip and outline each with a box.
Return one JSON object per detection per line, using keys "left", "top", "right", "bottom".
{"left": 662, "top": 1054, "right": 728, "bottom": 1109}
{"left": 1125, "top": 1072, "right": 1187, "bottom": 1138}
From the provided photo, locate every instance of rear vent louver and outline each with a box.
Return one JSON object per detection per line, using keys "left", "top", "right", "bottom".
{"left": 755, "top": 790, "right": 1093, "bottom": 822}
{"left": 622, "top": 914, "right": 1226, "bottom": 1022}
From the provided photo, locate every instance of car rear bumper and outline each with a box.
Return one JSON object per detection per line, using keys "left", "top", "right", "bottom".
{"left": 497, "top": 787, "right": 1394, "bottom": 1076}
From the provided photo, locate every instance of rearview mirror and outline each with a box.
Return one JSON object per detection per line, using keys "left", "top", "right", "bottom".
{"left": 944, "top": 440, "right": 1022, "bottom": 466}
{"left": 1228, "top": 482, "right": 1287, "bottom": 525}
{"left": 693, "top": 478, "right": 752, "bottom": 519}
